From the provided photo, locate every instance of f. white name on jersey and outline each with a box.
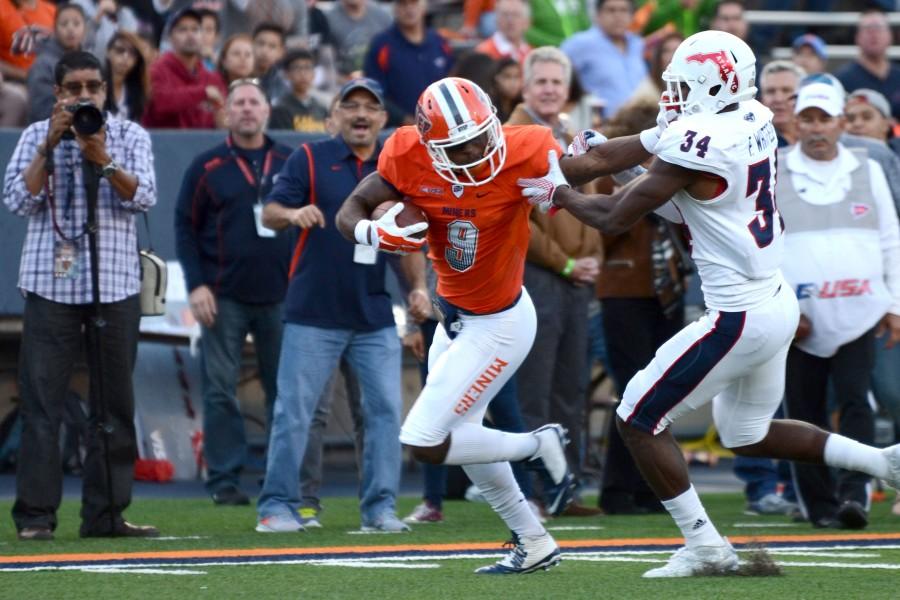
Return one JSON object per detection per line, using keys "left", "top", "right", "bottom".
{"left": 655, "top": 99, "right": 785, "bottom": 312}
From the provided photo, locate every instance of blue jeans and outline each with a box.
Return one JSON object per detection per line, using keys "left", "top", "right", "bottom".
{"left": 200, "top": 298, "right": 282, "bottom": 494}
{"left": 872, "top": 340, "right": 900, "bottom": 438}
{"left": 732, "top": 406, "right": 796, "bottom": 503}
{"left": 258, "top": 324, "right": 402, "bottom": 525}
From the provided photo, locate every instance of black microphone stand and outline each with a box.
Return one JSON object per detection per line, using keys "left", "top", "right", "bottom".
{"left": 81, "top": 156, "right": 116, "bottom": 535}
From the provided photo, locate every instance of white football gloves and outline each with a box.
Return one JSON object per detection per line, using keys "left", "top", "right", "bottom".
{"left": 567, "top": 129, "right": 608, "bottom": 157}
{"left": 517, "top": 150, "right": 570, "bottom": 214}
{"left": 354, "top": 202, "right": 428, "bottom": 254}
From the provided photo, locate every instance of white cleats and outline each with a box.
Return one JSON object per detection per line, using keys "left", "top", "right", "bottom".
{"left": 642, "top": 539, "right": 739, "bottom": 578}
{"left": 475, "top": 532, "right": 561, "bottom": 575}
{"left": 882, "top": 444, "right": 900, "bottom": 490}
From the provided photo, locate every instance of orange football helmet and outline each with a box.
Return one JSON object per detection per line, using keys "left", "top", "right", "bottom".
{"left": 415, "top": 77, "right": 506, "bottom": 186}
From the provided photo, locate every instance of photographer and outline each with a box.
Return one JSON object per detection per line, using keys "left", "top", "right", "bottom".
{"left": 2, "top": 50, "right": 158, "bottom": 541}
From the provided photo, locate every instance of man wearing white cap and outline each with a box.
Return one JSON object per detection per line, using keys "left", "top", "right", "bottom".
{"left": 777, "top": 82, "right": 900, "bottom": 529}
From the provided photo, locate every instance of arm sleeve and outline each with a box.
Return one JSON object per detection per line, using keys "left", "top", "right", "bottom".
{"left": 2, "top": 124, "right": 48, "bottom": 217}
{"left": 655, "top": 124, "right": 734, "bottom": 196}
{"left": 870, "top": 159, "right": 900, "bottom": 315}
{"left": 376, "top": 132, "right": 414, "bottom": 195}
{"left": 265, "top": 147, "right": 310, "bottom": 208}
{"left": 147, "top": 63, "right": 210, "bottom": 116}
{"left": 174, "top": 157, "right": 208, "bottom": 293}
{"left": 118, "top": 124, "right": 157, "bottom": 212}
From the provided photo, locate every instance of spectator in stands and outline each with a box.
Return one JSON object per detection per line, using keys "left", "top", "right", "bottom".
{"left": 27, "top": 2, "right": 87, "bottom": 124}
{"left": 0, "top": 0, "right": 56, "bottom": 83}
{"left": 269, "top": 48, "right": 329, "bottom": 132}
{"left": 73, "top": 0, "right": 140, "bottom": 61}
{"left": 490, "top": 56, "right": 522, "bottom": 122}
{"left": 449, "top": 51, "right": 496, "bottom": 93}
{"left": 142, "top": 7, "right": 227, "bottom": 129}
{"left": 845, "top": 88, "right": 895, "bottom": 151}
{"left": 462, "top": 0, "right": 496, "bottom": 39}
{"left": 525, "top": 0, "right": 589, "bottom": 48}
{"left": 175, "top": 79, "right": 293, "bottom": 506}
{"left": 217, "top": 33, "right": 255, "bottom": 86}
{"left": 326, "top": 0, "right": 392, "bottom": 78}
{"left": 594, "top": 96, "right": 685, "bottom": 516}
{"left": 778, "top": 82, "right": 900, "bottom": 529}
{"left": 759, "top": 60, "right": 806, "bottom": 147}
{"left": 475, "top": 0, "right": 531, "bottom": 64}
{"left": 197, "top": 8, "right": 220, "bottom": 72}
{"left": 708, "top": 0, "right": 747, "bottom": 40}
{"left": 843, "top": 88, "right": 900, "bottom": 518}
{"left": 631, "top": 31, "right": 683, "bottom": 103}
{"left": 255, "top": 78, "right": 420, "bottom": 533}
{"left": 103, "top": 32, "right": 150, "bottom": 123}
{"left": 800, "top": 73, "right": 900, "bottom": 214}
{"left": 792, "top": 33, "right": 827, "bottom": 76}
{"left": 561, "top": 0, "right": 646, "bottom": 119}
{"left": 364, "top": 0, "right": 453, "bottom": 126}
{"left": 508, "top": 46, "right": 604, "bottom": 517}
{"left": 630, "top": 0, "right": 716, "bottom": 39}
{"left": 3, "top": 50, "right": 158, "bottom": 540}
{"left": 252, "top": 22, "right": 288, "bottom": 102}
{"left": 836, "top": 9, "right": 900, "bottom": 121}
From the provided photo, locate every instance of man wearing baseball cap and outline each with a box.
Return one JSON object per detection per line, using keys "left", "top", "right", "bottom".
{"left": 845, "top": 88, "right": 895, "bottom": 147}
{"left": 142, "top": 6, "right": 227, "bottom": 128}
{"left": 775, "top": 81, "right": 900, "bottom": 530}
{"left": 254, "top": 76, "right": 427, "bottom": 534}
{"left": 792, "top": 33, "right": 828, "bottom": 75}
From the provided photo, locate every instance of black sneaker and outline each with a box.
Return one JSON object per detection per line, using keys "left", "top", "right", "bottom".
{"left": 212, "top": 485, "right": 250, "bottom": 506}
{"left": 836, "top": 500, "right": 868, "bottom": 530}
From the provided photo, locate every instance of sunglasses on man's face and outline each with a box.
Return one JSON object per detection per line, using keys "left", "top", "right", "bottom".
{"left": 62, "top": 80, "right": 105, "bottom": 95}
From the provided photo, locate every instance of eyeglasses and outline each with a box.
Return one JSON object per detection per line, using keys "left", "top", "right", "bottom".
{"left": 62, "top": 80, "right": 104, "bottom": 95}
{"left": 338, "top": 101, "right": 383, "bottom": 113}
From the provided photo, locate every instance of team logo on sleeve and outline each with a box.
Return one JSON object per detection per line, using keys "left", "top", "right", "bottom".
{"left": 851, "top": 203, "right": 871, "bottom": 218}
{"left": 685, "top": 50, "right": 739, "bottom": 94}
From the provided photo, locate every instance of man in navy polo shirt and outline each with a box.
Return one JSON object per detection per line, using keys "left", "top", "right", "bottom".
{"left": 363, "top": 0, "right": 453, "bottom": 126}
{"left": 255, "top": 78, "right": 428, "bottom": 533}
{"left": 175, "top": 80, "right": 294, "bottom": 506}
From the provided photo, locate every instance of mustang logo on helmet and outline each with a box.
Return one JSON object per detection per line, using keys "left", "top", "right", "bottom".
{"left": 685, "top": 50, "right": 739, "bottom": 94}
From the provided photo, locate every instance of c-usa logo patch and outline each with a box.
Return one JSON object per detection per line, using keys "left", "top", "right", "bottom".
{"left": 451, "top": 184, "right": 464, "bottom": 198}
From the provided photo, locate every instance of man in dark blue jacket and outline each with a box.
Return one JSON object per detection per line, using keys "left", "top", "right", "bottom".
{"left": 363, "top": 0, "right": 453, "bottom": 126}
{"left": 174, "top": 80, "right": 294, "bottom": 506}
{"left": 255, "top": 78, "right": 428, "bottom": 533}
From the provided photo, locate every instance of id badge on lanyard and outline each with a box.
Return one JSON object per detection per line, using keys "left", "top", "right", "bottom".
{"left": 231, "top": 139, "right": 277, "bottom": 238}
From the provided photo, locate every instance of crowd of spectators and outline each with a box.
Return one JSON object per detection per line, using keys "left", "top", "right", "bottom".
{"left": 4, "top": 0, "right": 900, "bottom": 534}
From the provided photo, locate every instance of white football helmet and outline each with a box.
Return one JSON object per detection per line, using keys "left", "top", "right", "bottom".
{"left": 661, "top": 30, "right": 758, "bottom": 116}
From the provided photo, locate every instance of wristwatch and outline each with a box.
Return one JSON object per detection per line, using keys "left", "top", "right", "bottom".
{"left": 100, "top": 160, "right": 119, "bottom": 179}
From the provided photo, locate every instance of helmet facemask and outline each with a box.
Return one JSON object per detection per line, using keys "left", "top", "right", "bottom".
{"left": 425, "top": 109, "right": 506, "bottom": 187}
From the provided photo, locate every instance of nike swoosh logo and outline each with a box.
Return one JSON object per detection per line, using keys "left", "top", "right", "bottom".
{"left": 476, "top": 191, "right": 489, "bottom": 198}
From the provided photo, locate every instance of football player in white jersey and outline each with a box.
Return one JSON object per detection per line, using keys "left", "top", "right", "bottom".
{"left": 519, "top": 30, "right": 900, "bottom": 578}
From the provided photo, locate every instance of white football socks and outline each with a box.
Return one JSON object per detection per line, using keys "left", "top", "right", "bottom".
{"left": 824, "top": 433, "right": 889, "bottom": 478}
{"left": 463, "top": 462, "right": 545, "bottom": 538}
{"left": 662, "top": 485, "right": 724, "bottom": 549}
{"left": 443, "top": 422, "right": 539, "bottom": 465}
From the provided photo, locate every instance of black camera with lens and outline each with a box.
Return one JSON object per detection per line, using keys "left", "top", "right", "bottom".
{"left": 64, "top": 101, "right": 105, "bottom": 137}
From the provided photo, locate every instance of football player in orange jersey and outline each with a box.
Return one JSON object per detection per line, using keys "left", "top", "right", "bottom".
{"left": 336, "top": 76, "right": 667, "bottom": 574}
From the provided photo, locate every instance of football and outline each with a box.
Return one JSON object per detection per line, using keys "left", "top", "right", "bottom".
{"left": 370, "top": 200, "right": 428, "bottom": 239}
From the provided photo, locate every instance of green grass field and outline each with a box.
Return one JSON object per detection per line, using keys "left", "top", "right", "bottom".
{"left": 1, "top": 492, "right": 899, "bottom": 599}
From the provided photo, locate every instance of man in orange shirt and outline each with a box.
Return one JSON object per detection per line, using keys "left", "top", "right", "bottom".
{"left": 336, "top": 75, "right": 663, "bottom": 574}
{"left": 0, "top": 0, "right": 55, "bottom": 81}
{"left": 474, "top": 0, "right": 532, "bottom": 64}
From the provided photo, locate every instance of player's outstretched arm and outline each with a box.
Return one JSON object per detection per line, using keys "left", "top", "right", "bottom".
{"left": 335, "top": 171, "right": 403, "bottom": 242}
{"left": 555, "top": 159, "right": 695, "bottom": 235}
{"left": 560, "top": 134, "right": 651, "bottom": 186}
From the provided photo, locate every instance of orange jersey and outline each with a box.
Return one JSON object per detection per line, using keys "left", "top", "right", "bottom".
{"left": 378, "top": 125, "right": 563, "bottom": 314}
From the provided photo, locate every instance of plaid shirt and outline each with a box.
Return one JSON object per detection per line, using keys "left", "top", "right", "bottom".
{"left": 3, "top": 115, "right": 156, "bottom": 304}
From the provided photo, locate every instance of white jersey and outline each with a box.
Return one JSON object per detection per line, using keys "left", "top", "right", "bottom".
{"left": 655, "top": 99, "right": 784, "bottom": 311}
